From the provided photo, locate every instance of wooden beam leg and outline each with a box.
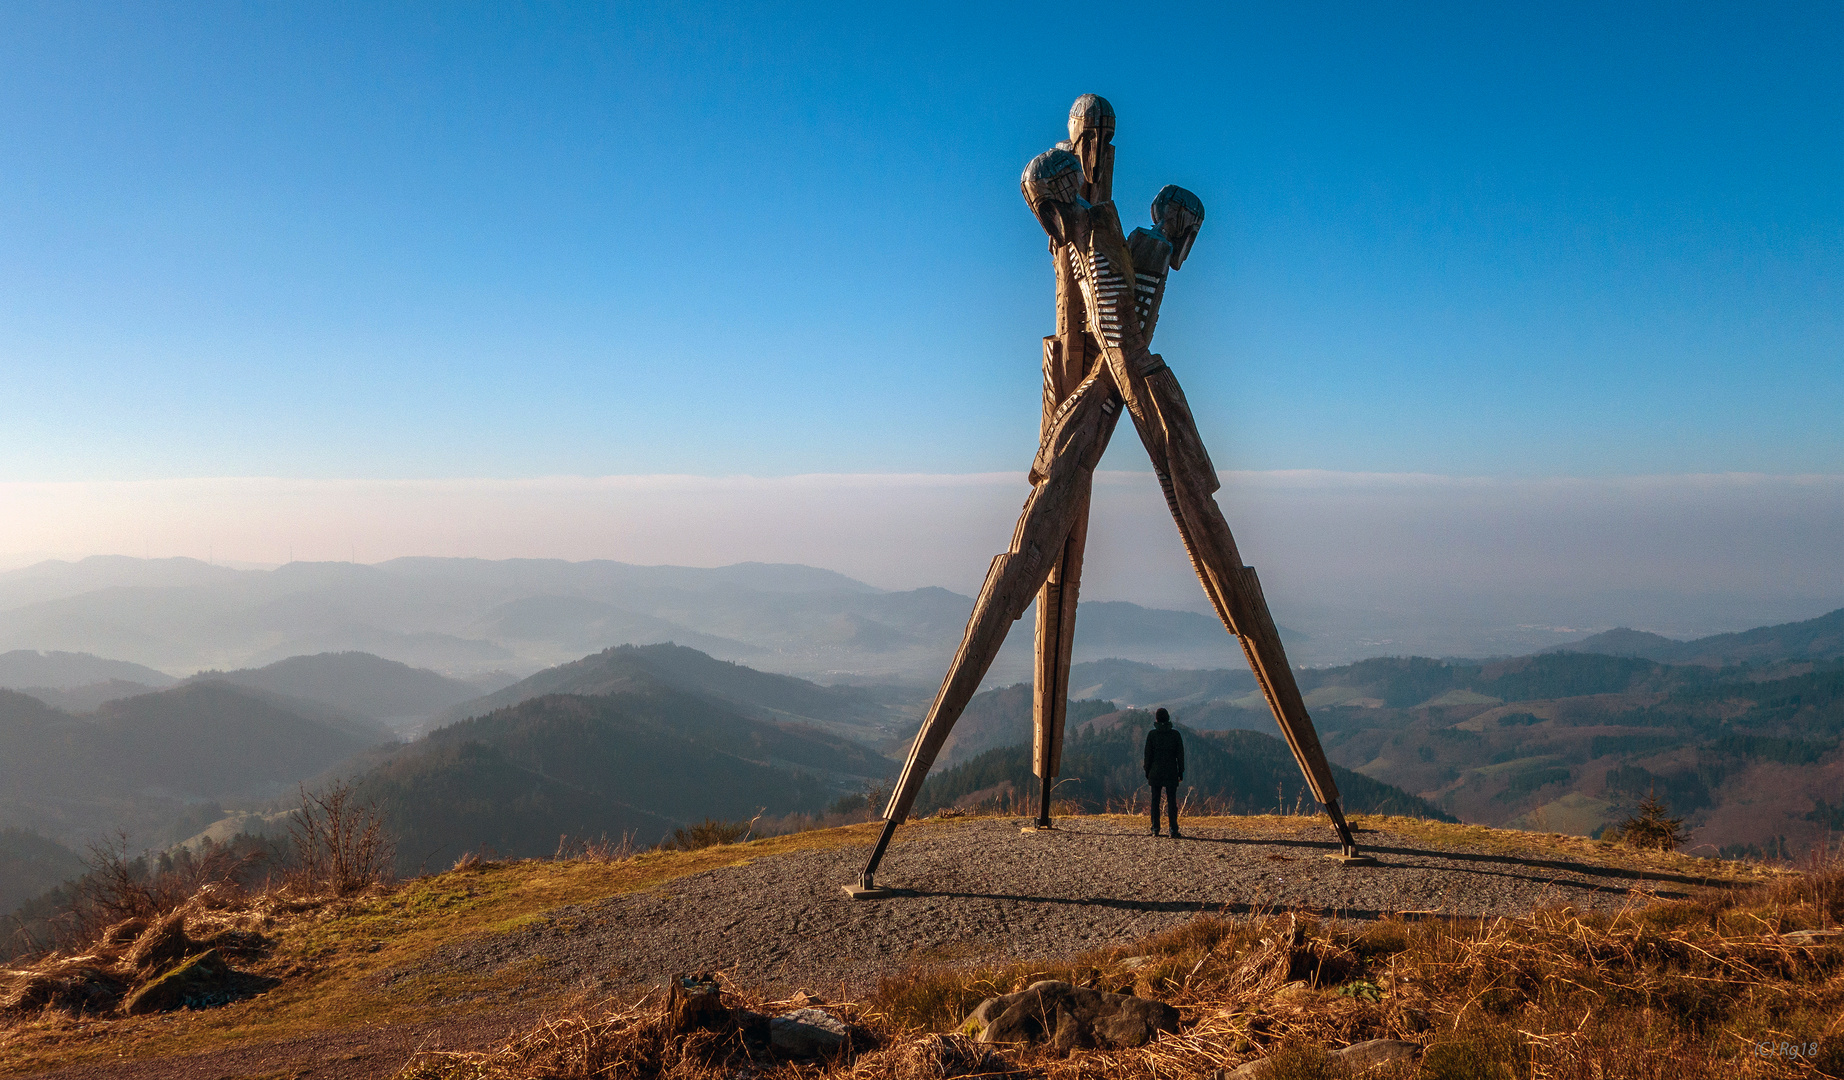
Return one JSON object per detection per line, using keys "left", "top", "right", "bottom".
{"left": 856, "top": 372, "right": 1122, "bottom": 890}
{"left": 1030, "top": 487, "right": 1090, "bottom": 829}
{"left": 1104, "top": 351, "right": 1369, "bottom": 862}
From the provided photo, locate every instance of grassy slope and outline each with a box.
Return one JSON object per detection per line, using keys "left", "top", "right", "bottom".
{"left": 0, "top": 815, "right": 1779, "bottom": 1077}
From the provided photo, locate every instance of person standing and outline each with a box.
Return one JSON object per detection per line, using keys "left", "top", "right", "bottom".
{"left": 1144, "top": 708, "right": 1185, "bottom": 837}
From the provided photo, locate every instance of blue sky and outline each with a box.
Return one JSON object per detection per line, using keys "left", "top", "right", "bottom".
{"left": 2, "top": 1, "right": 1839, "bottom": 482}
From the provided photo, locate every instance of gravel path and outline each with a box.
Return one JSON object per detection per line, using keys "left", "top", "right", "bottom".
{"left": 390, "top": 817, "right": 1721, "bottom": 1001}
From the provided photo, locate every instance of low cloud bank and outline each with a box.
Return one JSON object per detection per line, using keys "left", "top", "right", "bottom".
{"left": 3, "top": 471, "right": 1840, "bottom": 649}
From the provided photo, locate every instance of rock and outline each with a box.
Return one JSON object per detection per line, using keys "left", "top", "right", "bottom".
{"left": 770, "top": 1007, "right": 849, "bottom": 1056}
{"left": 969, "top": 995, "right": 1007, "bottom": 1029}
{"left": 123, "top": 950, "right": 237, "bottom": 1014}
{"left": 1049, "top": 1003, "right": 1088, "bottom": 1052}
{"left": 975, "top": 981, "right": 1179, "bottom": 1048}
{"left": 1118, "top": 954, "right": 1153, "bottom": 970}
{"left": 1334, "top": 1039, "right": 1422, "bottom": 1069}
{"left": 124, "top": 912, "right": 192, "bottom": 975}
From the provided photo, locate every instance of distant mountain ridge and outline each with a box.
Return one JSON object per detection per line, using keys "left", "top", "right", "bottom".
{"left": 189, "top": 652, "right": 498, "bottom": 730}
{"left": 0, "top": 649, "right": 175, "bottom": 690}
{"left": 1559, "top": 608, "right": 1844, "bottom": 665}
{"left": 0, "top": 556, "right": 1249, "bottom": 682}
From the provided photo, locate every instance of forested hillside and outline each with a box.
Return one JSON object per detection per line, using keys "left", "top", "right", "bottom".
{"left": 916, "top": 710, "right": 1453, "bottom": 822}
{"left": 0, "top": 683, "right": 391, "bottom": 848}
{"left": 355, "top": 680, "right": 897, "bottom": 871}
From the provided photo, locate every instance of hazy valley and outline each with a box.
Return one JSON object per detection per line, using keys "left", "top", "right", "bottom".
{"left": 3, "top": 554, "right": 1842, "bottom": 963}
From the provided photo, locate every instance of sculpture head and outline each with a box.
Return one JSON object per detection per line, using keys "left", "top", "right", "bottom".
{"left": 1020, "top": 148, "right": 1087, "bottom": 244}
{"left": 1151, "top": 185, "right": 1205, "bottom": 270}
{"left": 1067, "top": 94, "right": 1115, "bottom": 147}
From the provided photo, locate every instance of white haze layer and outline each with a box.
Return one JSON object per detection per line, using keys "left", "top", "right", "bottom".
{"left": 2, "top": 471, "right": 1840, "bottom": 660}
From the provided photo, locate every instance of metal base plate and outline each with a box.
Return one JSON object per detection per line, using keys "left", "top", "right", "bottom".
{"left": 1020, "top": 824, "right": 1054, "bottom": 833}
{"left": 1326, "top": 853, "right": 1380, "bottom": 866}
{"left": 842, "top": 883, "right": 895, "bottom": 900}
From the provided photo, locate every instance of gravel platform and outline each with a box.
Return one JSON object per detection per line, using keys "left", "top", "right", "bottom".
{"left": 387, "top": 817, "right": 1722, "bottom": 1001}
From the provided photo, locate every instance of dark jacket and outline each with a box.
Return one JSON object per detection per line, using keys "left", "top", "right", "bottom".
{"left": 1144, "top": 724, "right": 1185, "bottom": 785}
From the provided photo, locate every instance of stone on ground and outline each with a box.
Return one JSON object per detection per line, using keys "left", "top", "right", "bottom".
{"left": 972, "top": 980, "right": 1179, "bottom": 1048}
{"left": 123, "top": 950, "right": 237, "bottom": 1014}
{"left": 769, "top": 1007, "right": 849, "bottom": 1055}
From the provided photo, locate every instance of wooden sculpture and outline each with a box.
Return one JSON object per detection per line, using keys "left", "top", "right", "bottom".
{"left": 846, "top": 97, "right": 1371, "bottom": 899}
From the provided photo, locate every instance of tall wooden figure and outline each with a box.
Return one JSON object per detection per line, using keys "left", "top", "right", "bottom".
{"left": 845, "top": 97, "right": 1372, "bottom": 900}
{"left": 1030, "top": 93, "right": 1115, "bottom": 828}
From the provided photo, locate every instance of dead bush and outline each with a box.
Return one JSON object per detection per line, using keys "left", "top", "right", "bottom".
{"left": 287, "top": 781, "right": 393, "bottom": 896}
{"left": 668, "top": 817, "right": 752, "bottom": 851}
{"left": 553, "top": 832, "right": 640, "bottom": 863}
{"left": 43, "top": 832, "right": 268, "bottom": 952}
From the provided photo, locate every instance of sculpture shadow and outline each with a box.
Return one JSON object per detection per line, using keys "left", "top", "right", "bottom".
{"left": 885, "top": 889, "right": 1476, "bottom": 923}
{"left": 1168, "top": 832, "right": 1725, "bottom": 890}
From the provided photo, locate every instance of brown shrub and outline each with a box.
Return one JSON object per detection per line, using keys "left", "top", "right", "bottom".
{"left": 288, "top": 781, "right": 393, "bottom": 896}
{"left": 122, "top": 911, "right": 192, "bottom": 976}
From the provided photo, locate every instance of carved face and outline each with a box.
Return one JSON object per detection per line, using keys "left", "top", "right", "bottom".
{"left": 1066, "top": 93, "right": 1115, "bottom": 149}
{"left": 1021, "top": 148, "right": 1088, "bottom": 244}
{"left": 1151, "top": 185, "right": 1205, "bottom": 270}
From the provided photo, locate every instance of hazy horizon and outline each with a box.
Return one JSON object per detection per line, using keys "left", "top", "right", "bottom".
{"left": 5, "top": 468, "right": 1840, "bottom": 665}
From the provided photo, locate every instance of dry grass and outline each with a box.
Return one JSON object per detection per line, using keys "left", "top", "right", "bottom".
{"left": 394, "top": 843, "right": 1844, "bottom": 1080}
{"left": 0, "top": 817, "right": 939, "bottom": 1077}
{"left": 4, "top": 814, "right": 1832, "bottom": 1080}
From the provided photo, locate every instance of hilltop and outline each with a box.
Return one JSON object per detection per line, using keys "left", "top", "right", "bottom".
{"left": 3, "top": 812, "right": 1804, "bottom": 1080}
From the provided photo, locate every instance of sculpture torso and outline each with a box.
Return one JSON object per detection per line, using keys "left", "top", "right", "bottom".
{"left": 1062, "top": 201, "right": 1154, "bottom": 361}
{"left": 1125, "top": 226, "right": 1175, "bottom": 344}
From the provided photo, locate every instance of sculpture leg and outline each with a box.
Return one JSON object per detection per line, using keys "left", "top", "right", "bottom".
{"left": 854, "top": 369, "right": 1122, "bottom": 891}
{"left": 1031, "top": 332, "right": 1096, "bottom": 831}
{"left": 1106, "top": 351, "right": 1368, "bottom": 860}
{"left": 1031, "top": 490, "right": 1090, "bottom": 828}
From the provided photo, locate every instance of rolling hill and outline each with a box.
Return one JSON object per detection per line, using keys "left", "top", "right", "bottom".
{"left": 356, "top": 679, "right": 898, "bottom": 871}
{"left": 1140, "top": 653, "right": 1844, "bottom": 854}
{"left": 188, "top": 651, "right": 500, "bottom": 731}
{"left": 0, "top": 682, "right": 392, "bottom": 848}
{"left": 430, "top": 642, "right": 920, "bottom": 747}
{"left": 0, "top": 827, "right": 83, "bottom": 917}
{"left": 1561, "top": 606, "right": 1844, "bottom": 666}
